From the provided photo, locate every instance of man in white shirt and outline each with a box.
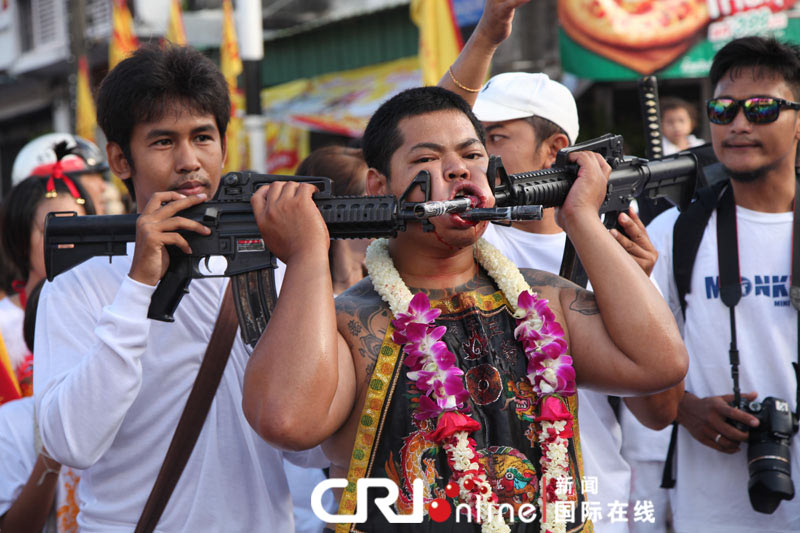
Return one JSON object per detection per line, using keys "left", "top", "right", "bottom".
{"left": 34, "top": 45, "right": 319, "bottom": 532}
{"left": 470, "top": 72, "right": 682, "bottom": 532}
{"left": 650, "top": 36, "right": 800, "bottom": 533}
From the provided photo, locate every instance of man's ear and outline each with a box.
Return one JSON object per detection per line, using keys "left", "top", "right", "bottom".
{"left": 366, "top": 168, "right": 389, "bottom": 195}
{"left": 542, "top": 133, "right": 570, "bottom": 168}
{"left": 106, "top": 142, "right": 132, "bottom": 180}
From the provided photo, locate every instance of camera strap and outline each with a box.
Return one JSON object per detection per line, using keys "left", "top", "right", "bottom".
{"left": 717, "top": 179, "right": 800, "bottom": 421}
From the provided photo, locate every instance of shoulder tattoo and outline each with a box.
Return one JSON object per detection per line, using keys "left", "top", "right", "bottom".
{"left": 335, "top": 279, "right": 390, "bottom": 372}
{"left": 568, "top": 289, "right": 600, "bottom": 316}
{"left": 518, "top": 268, "right": 599, "bottom": 315}
{"left": 521, "top": 268, "right": 576, "bottom": 291}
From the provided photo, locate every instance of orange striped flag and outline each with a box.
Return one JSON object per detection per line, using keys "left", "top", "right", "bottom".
{"left": 221, "top": 0, "right": 245, "bottom": 173}
{"left": 0, "top": 332, "right": 21, "bottom": 406}
{"left": 109, "top": 0, "right": 139, "bottom": 70}
{"left": 410, "top": 0, "right": 464, "bottom": 86}
{"left": 165, "top": 0, "right": 187, "bottom": 46}
{"left": 76, "top": 55, "right": 97, "bottom": 143}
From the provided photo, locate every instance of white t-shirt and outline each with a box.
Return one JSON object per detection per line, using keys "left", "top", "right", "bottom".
{"left": 482, "top": 223, "right": 567, "bottom": 276}
{"left": 483, "top": 223, "right": 632, "bottom": 533}
{"left": 651, "top": 203, "right": 800, "bottom": 533}
{"left": 662, "top": 135, "right": 705, "bottom": 156}
{"left": 34, "top": 245, "right": 324, "bottom": 532}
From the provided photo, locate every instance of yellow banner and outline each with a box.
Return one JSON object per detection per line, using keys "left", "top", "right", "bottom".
{"left": 76, "top": 55, "right": 97, "bottom": 142}
{"left": 221, "top": 0, "right": 245, "bottom": 173}
{"left": 261, "top": 57, "right": 421, "bottom": 138}
{"left": 165, "top": 0, "right": 187, "bottom": 46}
{"left": 410, "top": 0, "right": 463, "bottom": 86}
{"left": 109, "top": 0, "right": 139, "bottom": 70}
{"left": 265, "top": 123, "right": 310, "bottom": 175}
{"left": 221, "top": 0, "right": 242, "bottom": 85}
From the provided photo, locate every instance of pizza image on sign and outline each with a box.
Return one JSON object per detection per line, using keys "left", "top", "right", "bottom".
{"left": 558, "top": 0, "right": 711, "bottom": 73}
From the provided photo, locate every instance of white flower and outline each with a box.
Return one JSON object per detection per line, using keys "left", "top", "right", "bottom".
{"left": 365, "top": 239, "right": 412, "bottom": 315}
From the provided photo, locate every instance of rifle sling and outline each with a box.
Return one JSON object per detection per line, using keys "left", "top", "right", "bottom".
{"left": 135, "top": 283, "right": 237, "bottom": 533}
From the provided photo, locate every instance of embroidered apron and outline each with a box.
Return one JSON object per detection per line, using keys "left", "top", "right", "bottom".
{"left": 337, "top": 289, "right": 592, "bottom": 533}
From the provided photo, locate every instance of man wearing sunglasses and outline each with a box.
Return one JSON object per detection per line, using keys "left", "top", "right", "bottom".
{"left": 645, "top": 36, "right": 800, "bottom": 532}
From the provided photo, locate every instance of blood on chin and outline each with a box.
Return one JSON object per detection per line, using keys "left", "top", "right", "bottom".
{"left": 449, "top": 212, "right": 480, "bottom": 228}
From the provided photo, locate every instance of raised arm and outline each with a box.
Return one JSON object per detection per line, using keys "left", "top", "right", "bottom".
{"left": 438, "top": 0, "right": 530, "bottom": 105}
{"left": 554, "top": 152, "right": 688, "bottom": 396}
{"left": 243, "top": 182, "right": 357, "bottom": 451}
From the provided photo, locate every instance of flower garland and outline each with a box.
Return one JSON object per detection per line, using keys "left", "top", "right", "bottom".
{"left": 365, "top": 238, "right": 577, "bottom": 533}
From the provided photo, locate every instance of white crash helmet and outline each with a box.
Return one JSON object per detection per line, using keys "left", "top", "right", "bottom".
{"left": 11, "top": 133, "right": 108, "bottom": 186}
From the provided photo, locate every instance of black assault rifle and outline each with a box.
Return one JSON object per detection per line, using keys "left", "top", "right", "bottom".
{"left": 44, "top": 170, "right": 540, "bottom": 346}
{"left": 45, "top": 133, "right": 703, "bottom": 344}
{"left": 488, "top": 133, "right": 702, "bottom": 285}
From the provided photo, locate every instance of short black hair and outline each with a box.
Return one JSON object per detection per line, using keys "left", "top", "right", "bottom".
{"left": 525, "top": 115, "right": 570, "bottom": 149}
{"left": 0, "top": 177, "right": 95, "bottom": 288}
{"left": 96, "top": 44, "right": 230, "bottom": 169}
{"left": 362, "top": 86, "right": 486, "bottom": 178}
{"left": 710, "top": 36, "right": 800, "bottom": 100}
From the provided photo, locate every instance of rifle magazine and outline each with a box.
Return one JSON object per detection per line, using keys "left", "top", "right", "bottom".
{"left": 231, "top": 269, "right": 278, "bottom": 348}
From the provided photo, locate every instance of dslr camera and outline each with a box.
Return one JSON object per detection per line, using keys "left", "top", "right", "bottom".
{"left": 730, "top": 396, "right": 799, "bottom": 514}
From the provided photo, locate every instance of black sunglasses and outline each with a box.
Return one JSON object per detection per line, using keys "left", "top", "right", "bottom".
{"left": 706, "top": 97, "right": 800, "bottom": 125}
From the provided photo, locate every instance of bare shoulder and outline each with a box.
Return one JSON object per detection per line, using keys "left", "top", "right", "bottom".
{"left": 335, "top": 277, "right": 392, "bottom": 382}
{"left": 520, "top": 268, "right": 599, "bottom": 317}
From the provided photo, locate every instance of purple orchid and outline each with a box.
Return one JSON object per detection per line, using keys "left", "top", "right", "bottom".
{"left": 529, "top": 353, "right": 576, "bottom": 395}
{"left": 514, "top": 289, "right": 575, "bottom": 396}
{"left": 415, "top": 394, "right": 443, "bottom": 420}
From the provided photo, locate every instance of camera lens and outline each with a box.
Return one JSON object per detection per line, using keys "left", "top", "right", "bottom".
{"left": 747, "top": 440, "right": 795, "bottom": 513}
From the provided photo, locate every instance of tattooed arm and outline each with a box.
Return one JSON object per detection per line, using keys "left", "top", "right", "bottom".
{"left": 334, "top": 278, "right": 392, "bottom": 389}
{"left": 243, "top": 182, "right": 357, "bottom": 451}
{"left": 532, "top": 152, "right": 688, "bottom": 397}
{"left": 522, "top": 268, "right": 683, "bottom": 427}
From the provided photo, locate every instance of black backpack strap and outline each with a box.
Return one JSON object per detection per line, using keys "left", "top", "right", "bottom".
{"left": 673, "top": 180, "right": 729, "bottom": 317}
{"left": 660, "top": 421, "right": 679, "bottom": 488}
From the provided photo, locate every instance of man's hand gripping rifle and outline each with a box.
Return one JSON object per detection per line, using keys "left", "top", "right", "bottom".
{"left": 489, "top": 133, "right": 702, "bottom": 285}
{"left": 44, "top": 171, "right": 541, "bottom": 346}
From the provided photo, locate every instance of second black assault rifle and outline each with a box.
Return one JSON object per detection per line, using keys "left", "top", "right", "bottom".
{"left": 488, "top": 133, "right": 704, "bottom": 285}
